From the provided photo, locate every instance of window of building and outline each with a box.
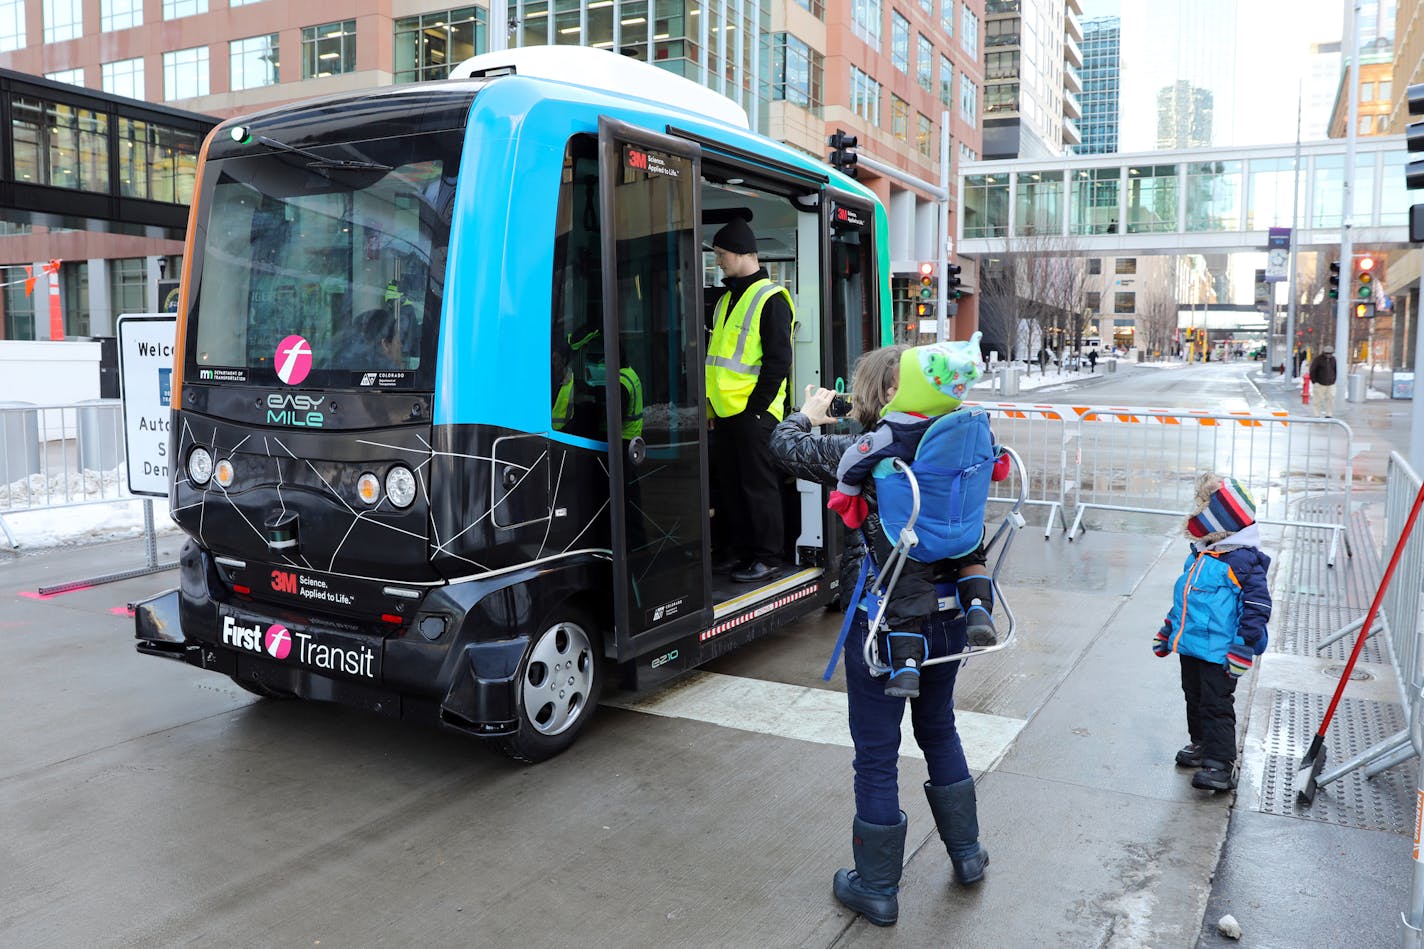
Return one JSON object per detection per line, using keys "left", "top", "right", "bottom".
{"left": 986, "top": 50, "right": 1017, "bottom": 81}
{"left": 1359, "top": 115, "right": 1373, "bottom": 135}
{"left": 1071, "top": 167, "right": 1120, "bottom": 235}
{"left": 395, "top": 8, "right": 485, "bottom": 84}
{"left": 940, "top": 55, "right": 952, "bottom": 106}
{"left": 1378, "top": 114, "right": 1391, "bottom": 133}
{"left": 985, "top": 81, "right": 1018, "bottom": 114}
{"left": 61, "top": 262, "right": 89, "bottom": 337}
{"left": 230, "top": 35, "right": 280, "bottom": 91}
{"left": 0, "top": 0, "right": 24, "bottom": 52}
{"left": 916, "top": 34, "right": 933, "bottom": 91}
{"left": 961, "top": 7, "right": 978, "bottom": 55}
{"left": 891, "top": 95, "right": 909, "bottom": 141}
{"left": 10, "top": 97, "right": 109, "bottom": 192}
{"left": 303, "top": 20, "right": 357, "bottom": 78}
{"left": 850, "top": 66, "right": 881, "bottom": 125}
{"left": 772, "top": 33, "right": 823, "bottom": 110}
{"left": 852, "top": 0, "right": 881, "bottom": 51}
{"left": 1087, "top": 258, "right": 1102, "bottom": 274}
{"left": 891, "top": 13, "right": 910, "bottom": 72}
{"left": 959, "top": 142, "right": 977, "bottom": 163}
{"left": 1380, "top": 79, "right": 1393, "bottom": 101}
{"left": 163, "top": 47, "right": 209, "bottom": 101}
{"left": 1361, "top": 81, "right": 1374, "bottom": 102}
{"left": 110, "top": 258, "right": 148, "bottom": 319}
{"left": 117, "top": 118, "right": 200, "bottom": 202}
{"left": 102, "top": 58, "right": 144, "bottom": 100}
{"left": 44, "top": 0, "right": 82, "bottom": 43}
{"left": 3, "top": 268, "right": 38, "bottom": 340}
{"left": 963, "top": 173, "right": 1008, "bottom": 238}
{"left": 162, "top": 0, "right": 206, "bottom": 19}
{"left": 1015, "top": 170, "right": 1063, "bottom": 236}
{"left": 46, "top": 68, "right": 84, "bottom": 86}
{"left": 919, "top": 0, "right": 932, "bottom": 15}
{"left": 959, "top": 74, "right": 977, "bottom": 126}
{"left": 1115, "top": 257, "right": 1136, "bottom": 274}
{"left": 793, "top": 0, "right": 826, "bottom": 19}
{"left": 1085, "top": 291, "right": 1101, "bottom": 310}
{"left": 1126, "top": 164, "right": 1177, "bottom": 233}
{"left": 916, "top": 113, "right": 933, "bottom": 158}
{"left": 986, "top": 17, "right": 1017, "bottom": 47}
{"left": 102, "top": 0, "right": 141, "bottom": 31}
{"left": 1114, "top": 292, "right": 1135, "bottom": 314}
{"left": 941, "top": 0, "right": 954, "bottom": 36}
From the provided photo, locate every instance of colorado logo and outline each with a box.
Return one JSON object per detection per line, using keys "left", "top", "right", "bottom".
{"left": 264, "top": 624, "right": 292, "bottom": 660}
{"left": 275, "top": 334, "right": 313, "bottom": 385}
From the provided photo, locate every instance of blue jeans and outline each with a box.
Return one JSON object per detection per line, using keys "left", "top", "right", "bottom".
{"left": 844, "top": 608, "right": 971, "bottom": 826}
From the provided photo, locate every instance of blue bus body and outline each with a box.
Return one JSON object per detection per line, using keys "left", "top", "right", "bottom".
{"left": 135, "top": 48, "right": 891, "bottom": 761}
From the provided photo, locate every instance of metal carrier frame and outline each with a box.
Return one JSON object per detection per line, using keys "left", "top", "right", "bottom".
{"left": 862, "top": 445, "right": 1028, "bottom": 674}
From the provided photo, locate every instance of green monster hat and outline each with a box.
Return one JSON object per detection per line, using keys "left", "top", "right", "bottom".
{"left": 882, "top": 332, "right": 984, "bottom": 417}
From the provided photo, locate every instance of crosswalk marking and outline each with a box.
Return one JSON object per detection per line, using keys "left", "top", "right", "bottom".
{"left": 603, "top": 671, "right": 1026, "bottom": 772}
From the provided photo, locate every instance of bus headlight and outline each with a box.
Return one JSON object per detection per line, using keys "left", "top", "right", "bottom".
{"left": 188, "top": 447, "right": 213, "bottom": 485}
{"left": 214, "top": 458, "right": 235, "bottom": 488}
{"left": 385, "top": 466, "right": 417, "bottom": 508}
{"left": 357, "top": 472, "right": 381, "bottom": 505}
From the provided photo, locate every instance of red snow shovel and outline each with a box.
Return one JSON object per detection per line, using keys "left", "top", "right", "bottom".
{"left": 1296, "top": 478, "right": 1424, "bottom": 804}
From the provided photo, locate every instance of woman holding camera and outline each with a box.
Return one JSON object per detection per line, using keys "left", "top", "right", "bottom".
{"left": 768, "top": 345, "right": 988, "bottom": 928}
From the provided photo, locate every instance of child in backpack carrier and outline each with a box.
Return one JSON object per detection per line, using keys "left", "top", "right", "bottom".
{"left": 827, "top": 334, "right": 1005, "bottom": 699}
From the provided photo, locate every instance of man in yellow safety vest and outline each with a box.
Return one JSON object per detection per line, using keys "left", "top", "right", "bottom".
{"left": 706, "top": 216, "right": 794, "bottom": 584}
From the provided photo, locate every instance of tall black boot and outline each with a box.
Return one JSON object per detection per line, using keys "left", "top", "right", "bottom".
{"left": 924, "top": 779, "right": 989, "bottom": 885}
{"left": 957, "top": 576, "right": 997, "bottom": 647}
{"left": 832, "top": 812, "right": 906, "bottom": 926}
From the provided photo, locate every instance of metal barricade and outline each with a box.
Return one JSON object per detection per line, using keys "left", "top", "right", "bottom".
{"left": 1065, "top": 406, "right": 1354, "bottom": 566}
{"left": 0, "top": 400, "right": 130, "bottom": 547}
{"left": 968, "top": 401, "right": 1074, "bottom": 538}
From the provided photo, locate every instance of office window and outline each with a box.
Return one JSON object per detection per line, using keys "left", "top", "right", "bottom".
{"left": 10, "top": 97, "right": 109, "bottom": 192}
{"left": 162, "top": 0, "right": 206, "bottom": 19}
{"left": 110, "top": 258, "right": 148, "bottom": 318}
{"left": 793, "top": 0, "right": 826, "bottom": 18}
{"left": 919, "top": 0, "right": 932, "bottom": 14}
{"left": 1087, "top": 258, "right": 1102, "bottom": 274}
{"left": 852, "top": 0, "right": 881, "bottom": 51}
{"left": 395, "top": 8, "right": 484, "bottom": 84}
{"left": 917, "top": 35, "right": 933, "bottom": 91}
{"left": 1114, "top": 292, "right": 1135, "bottom": 314}
{"left": 0, "top": 0, "right": 24, "bottom": 52}
{"left": 102, "top": 58, "right": 145, "bottom": 100}
{"left": 163, "top": 47, "right": 209, "bottom": 101}
{"left": 44, "top": 0, "right": 82, "bottom": 43}
{"left": 772, "top": 34, "right": 823, "bottom": 110}
{"left": 3, "top": 269, "right": 38, "bottom": 340}
{"left": 46, "top": 68, "right": 84, "bottom": 86}
{"left": 962, "top": 8, "right": 978, "bottom": 55}
{"left": 916, "top": 113, "right": 933, "bottom": 158}
{"left": 986, "top": 50, "right": 1017, "bottom": 81}
{"left": 1085, "top": 291, "right": 1101, "bottom": 311}
{"left": 959, "top": 74, "right": 977, "bottom": 126}
{"left": 1361, "top": 81, "right": 1375, "bottom": 102}
{"left": 850, "top": 66, "right": 881, "bottom": 125}
{"left": 102, "top": 0, "right": 141, "bottom": 31}
{"left": 891, "top": 13, "right": 910, "bottom": 72}
{"left": 230, "top": 35, "right": 280, "bottom": 91}
{"left": 61, "top": 262, "right": 90, "bottom": 337}
{"left": 891, "top": 95, "right": 909, "bottom": 141}
{"left": 940, "top": 55, "right": 952, "bottom": 106}
{"left": 303, "top": 20, "right": 357, "bottom": 78}
{"left": 1115, "top": 257, "right": 1137, "bottom": 275}
{"left": 117, "top": 118, "right": 199, "bottom": 202}
{"left": 959, "top": 142, "right": 976, "bottom": 163}
{"left": 941, "top": 0, "right": 953, "bottom": 36}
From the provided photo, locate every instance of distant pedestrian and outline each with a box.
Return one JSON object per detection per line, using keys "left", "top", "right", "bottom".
{"left": 1037, "top": 347, "right": 1049, "bottom": 376}
{"left": 1087, "top": 348, "right": 1098, "bottom": 373}
{"left": 1308, "top": 345, "right": 1338, "bottom": 417}
{"left": 1153, "top": 474, "right": 1272, "bottom": 791}
{"left": 1293, "top": 347, "right": 1306, "bottom": 378}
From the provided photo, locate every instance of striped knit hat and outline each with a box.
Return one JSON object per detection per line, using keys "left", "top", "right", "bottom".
{"left": 1185, "top": 473, "right": 1257, "bottom": 541}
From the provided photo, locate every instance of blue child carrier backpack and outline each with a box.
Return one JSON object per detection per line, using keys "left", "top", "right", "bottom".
{"left": 873, "top": 406, "right": 996, "bottom": 562}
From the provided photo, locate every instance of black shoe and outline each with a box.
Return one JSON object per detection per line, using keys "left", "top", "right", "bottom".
{"left": 731, "top": 560, "right": 776, "bottom": 583}
{"left": 1192, "top": 759, "right": 1238, "bottom": 791}
{"left": 1175, "top": 742, "right": 1204, "bottom": 768}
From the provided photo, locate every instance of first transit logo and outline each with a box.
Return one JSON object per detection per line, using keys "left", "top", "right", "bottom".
{"left": 275, "top": 335, "right": 313, "bottom": 385}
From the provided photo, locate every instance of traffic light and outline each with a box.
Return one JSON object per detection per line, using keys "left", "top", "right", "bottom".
{"left": 946, "top": 263, "right": 963, "bottom": 299}
{"left": 1327, "top": 260, "right": 1340, "bottom": 299}
{"left": 918, "top": 261, "right": 935, "bottom": 299}
{"left": 1410, "top": 84, "right": 1424, "bottom": 240}
{"left": 828, "top": 130, "right": 859, "bottom": 179}
{"left": 1355, "top": 256, "right": 1375, "bottom": 302}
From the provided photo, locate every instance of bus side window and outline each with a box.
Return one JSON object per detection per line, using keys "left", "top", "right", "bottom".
{"left": 550, "top": 135, "right": 608, "bottom": 438}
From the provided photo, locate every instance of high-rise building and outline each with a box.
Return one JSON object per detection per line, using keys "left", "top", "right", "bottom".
{"left": 0, "top": 0, "right": 985, "bottom": 340}
{"left": 1156, "top": 79, "right": 1212, "bottom": 149}
{"left": 1077, "top": 14, "right": 1119, "bottom": 154}
{"left": 1303, "top": 40, "right": 1342, "bottom": 141}
{"left": 981, "top": 0, "right": 1083, "bottom": 160}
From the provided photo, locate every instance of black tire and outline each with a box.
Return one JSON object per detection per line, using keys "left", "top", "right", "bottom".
{"left": 495, "top": 610, "right": 603, "bottom": 764}
{"left": 229, "top": 674, "right": 294, "bottom": 699}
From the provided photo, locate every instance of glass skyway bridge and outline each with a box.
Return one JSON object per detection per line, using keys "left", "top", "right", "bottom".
{"left": 957, "top": 136, "right": 1410, "bottom": 257}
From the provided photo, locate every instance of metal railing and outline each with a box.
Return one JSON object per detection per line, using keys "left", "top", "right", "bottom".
{"left": 973, "top": 401, "right": 1074, "bottom": 538}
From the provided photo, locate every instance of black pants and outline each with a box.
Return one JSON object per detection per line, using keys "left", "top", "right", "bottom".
{"left": 712, "top": 409, "right": 783, "bottom": 563}
{"left": 1179, "top": 654, "right": 1239, "bottom": 764}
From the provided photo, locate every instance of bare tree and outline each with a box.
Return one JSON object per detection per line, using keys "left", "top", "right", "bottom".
{"left": 973, "top": 231, "right": 1089, "bottom": 370}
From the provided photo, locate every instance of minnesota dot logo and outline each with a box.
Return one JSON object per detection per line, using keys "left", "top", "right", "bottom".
{"left": 275, "top": 334, "right": 313, "bottom": 385}
{"left": 264, "top": 624, "right": 292, "bottom": 660}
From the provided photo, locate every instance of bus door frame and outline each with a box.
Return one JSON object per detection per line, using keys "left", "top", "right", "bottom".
{"left": 596, "top": 116, "right": 713, "bottom": 662}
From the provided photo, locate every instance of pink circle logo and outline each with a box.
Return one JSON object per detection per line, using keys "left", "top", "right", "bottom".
{"left": 264, "top": 624, "right": 292, "bottom": 660}
{"left": 275, "top": 334, "right": 313, "bottom": 385}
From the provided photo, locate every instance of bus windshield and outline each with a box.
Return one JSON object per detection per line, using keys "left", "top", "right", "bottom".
{"left": 190, "top": 133, "right": 459, "bottom": 389}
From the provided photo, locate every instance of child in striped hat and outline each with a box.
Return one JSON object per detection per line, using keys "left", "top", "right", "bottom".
{"left": 1152, "top": 473, "right": 1273, "bottom": 791}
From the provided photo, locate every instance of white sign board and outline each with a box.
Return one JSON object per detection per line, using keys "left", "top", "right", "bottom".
{"left": 118, "top": 315, "right": 177, "bottom": 497}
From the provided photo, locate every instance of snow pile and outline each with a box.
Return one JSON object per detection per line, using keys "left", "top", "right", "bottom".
{"left": 0, "top": 467, "right": 128, "bottom": 508}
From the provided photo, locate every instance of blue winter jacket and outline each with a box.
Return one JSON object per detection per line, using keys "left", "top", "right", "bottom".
{"left": 1161, "top": 524, "right": 1273, "bottom": 664}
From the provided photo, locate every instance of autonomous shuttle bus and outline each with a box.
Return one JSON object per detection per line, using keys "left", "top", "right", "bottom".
{"left": 134, "top": 47, "right": 891, "bottom": 761}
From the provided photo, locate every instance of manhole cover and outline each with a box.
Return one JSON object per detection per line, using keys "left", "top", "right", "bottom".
{"left": 1323, "top": 664, "right": 1374, "bottom": 682}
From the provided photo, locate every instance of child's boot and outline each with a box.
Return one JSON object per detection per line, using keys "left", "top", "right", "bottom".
{"left": 958, "top": 576, "right": 997, "bottom": 647}
{"left": 832, "top": 812, "right": 907, "bottom": 926}
{"left": 1192, "top": 759, "right": 1238, "bottom": 791}
{"left": 884, "top": 631, "right": 927, "bottom": 698}
{"left": 1175, "top": 742, "right": 1204, "bottom": 767}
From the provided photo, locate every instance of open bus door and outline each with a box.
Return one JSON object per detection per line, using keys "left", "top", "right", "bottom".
{"left": 596, "top": 117, "right": 714, "bottom": 662}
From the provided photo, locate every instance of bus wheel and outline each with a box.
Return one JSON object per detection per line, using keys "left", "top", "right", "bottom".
{"left": 497, "top": 612, "right": 602, "bottom": 764}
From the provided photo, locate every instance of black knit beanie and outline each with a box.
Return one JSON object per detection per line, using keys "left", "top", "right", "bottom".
{"left": 712, "top": 217, "right": 757, "bottom": 255}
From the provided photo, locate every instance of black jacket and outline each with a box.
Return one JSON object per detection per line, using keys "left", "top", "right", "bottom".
{"left": 1308, "top": 352, "right": 1337, "bottom": 386}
